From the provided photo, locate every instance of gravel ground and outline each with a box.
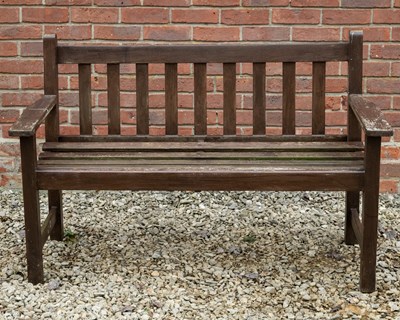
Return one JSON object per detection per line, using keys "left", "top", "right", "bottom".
{"left": 0, "top": 189, "right": 399, "bottom": 319}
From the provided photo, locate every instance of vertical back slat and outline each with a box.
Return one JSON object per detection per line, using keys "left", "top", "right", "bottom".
{"left": 194, "top": 63, "right": 207, "bottom": 135}
{"left": 348, "top": 31, "right": 363, "bottom": 142}
{"left": 107, "top": 63, "right": 120, "bottom": 135}
{"left": 253, "top": 62, "right": 266, "bottom": 135}
{"left": 43, "top": 35, "right": 59, "bottom": 142}
{"left": 312, "top": 61, "right": 326, "bottom": 135}
{"left": 78, "top": 63, "right": 92, "bottom": 135}
{"left": 282, "top": 62, "right": 296, "bottom": 135}
{"left": 165, "top": 63, "right": 178, "bottom": 135}
{"left": 223, "top": 63, "right": 236, "bottom": 135}
{"left": 136, "top": 63, "right": 149, "bottom": 135}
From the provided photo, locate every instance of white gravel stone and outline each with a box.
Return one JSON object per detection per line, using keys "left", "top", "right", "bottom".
{"left": 0, "top": 189, "right": 399, "bottom": 319}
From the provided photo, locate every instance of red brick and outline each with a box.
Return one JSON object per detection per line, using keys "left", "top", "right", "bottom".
{"left": 0, "top": 109, "right": 20, "bottom": 123}
{"left": 342, "top": 27, "right": 390, "bottom": 42}
{"left": 144, "top": 26, "right": 191, "bottom": 41}
{"left": 2, "top": 93, "right": 42, "bottom": 107}
{"left": 71, "top": 8, "right": 119, "bottom": 23}
{"left": 367, "top": 79, "right": 400, "bottom": 94}
{"left": 393, "top": 28, "right": 400, "bottom": 41}
{"left": 22, "top": 7, "right": 68, "bottom": 23}
{"left": 381, "top": 146, "right": 400, "bottom": 159}
{"left": 323, "top": 10, "right": 371, "bottom": 25}
{"left": 21, "top": 42, "right": 43, "bottom": 57}
{"left": 392, "top": 63, "right": 400, "bottom": 77}
{"left": 193, "top": 0, "right": 239, "bottom": 5}
{"left": 383, "top": 112, "right": 400, "bottom": 126}
{"left": 144, "top": 0, "right": 190, "bottom": 5}
{"left": 121, "top": 8, "right": 169, "bottom": 24}
{"left": 0, "top": 60, "right": 43, "bottom": 74}
{"left": 0, "top": 25, "right": 41, "bottom": 40}
{"left": 363, "top": 62, "right": 390, "bottom": 77}
{"left": 44, "top": 25, "right": 92, "bottom": 40}
{"left": 396, "top": 0, "right": 400, "bottom": 7}
{"left": 292, "top": 27, "right": 340, "bottom": 41}
{"left": 291, "top": 0, "right": 338, "bottom": 6}
{"left": 381, "top": 163, "right": 400, "bottom": 177}
{"left": 370, "top": 45, "right": 400, "bottom": 60}
{"left": 379, "top": 180, "right": 398, "bottom": 193}
{"left": 0, "top": 7, "right": 19, "bottom": 23}
{"left": 374, "top": 9, "right": 400, "bottom": 24}
{"left": 342, "top": 0, "right": 390, "bottom": 7}
{"left": 193, "top": 27, "right": 240, "bottom": 41}
{"left": 222, "top": 9, "right": 269, "bottom": 25}
{"left": 0, "top": 42, "right": 17, "bottom": 56}
{"left": 94, "top": 0, "right": 140, "bottom": 5}
{"left": 94, "top": 26, "right": 141, "bottom": 40}
{"left": 0, "top": 75, "right": 18, "bottom": 89}
{"left": 172, "top": 9, "right": 219, "bottom": 24}
{"left": 272, "top": 9, "right": 320, "bottom": 24}
{"left": 242, "top": 27, "right": 289, "bottom": 41}
{"left": 1, "top": 0, "right": 41, "bottom": 3}
{"left": 46, "top": 0, "right": 91, "bottom": 4}
{"left": 243, "top": 0, "right": 289, "bottom": 6}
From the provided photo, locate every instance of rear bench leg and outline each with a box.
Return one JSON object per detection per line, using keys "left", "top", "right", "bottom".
{"left": 345, "top": 191, "right": 359, "bottom": 245}
{"left": 20, "top": 136, "right": 44, "bottom": 284}
{"left": 360, "top": 136, "right": 381, "bottom": 293}
{"left": 49, "top": 190, "right": 63, "bottom": 241}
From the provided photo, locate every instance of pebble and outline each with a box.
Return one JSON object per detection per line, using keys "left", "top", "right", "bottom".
{"left": 0, "top": 190, "right": 399, "bottom": 319}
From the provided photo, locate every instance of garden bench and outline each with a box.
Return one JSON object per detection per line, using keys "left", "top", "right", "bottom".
{"left": 9, "top": 32, "right": 392, "bottom": 292}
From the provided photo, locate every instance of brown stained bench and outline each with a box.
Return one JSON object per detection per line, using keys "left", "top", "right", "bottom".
{"left": 9, "top": 31, "right": 392, "bottom": 292}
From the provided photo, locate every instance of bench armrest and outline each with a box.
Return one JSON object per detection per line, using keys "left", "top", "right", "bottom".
{"left": 9, "top": 95, "right": 57, "bottom": 137}
{"left": 349, "top": 94, "right": 393, "bottom": 137}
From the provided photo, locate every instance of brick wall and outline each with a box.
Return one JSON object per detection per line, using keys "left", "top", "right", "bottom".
{"left": 0, "top": 1, "right": 399, "bottom": 192}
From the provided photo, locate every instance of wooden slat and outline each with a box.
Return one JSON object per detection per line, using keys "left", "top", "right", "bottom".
{"left": 42, "top": 141, "right": 364, "bottom": 152}
{"left": 107, "top": 63, "right": 120, "bottom": 135}
{"left": 282, "top": 62, "right": 296, "bottom": 135}
{"left": 253, "top": 62, "right": 266, "bottom": 135}
{"left": 59, "top": 134, "right": 348, "bottom": 143}
{"left": 223, "top": 63, "right": 236, "bottom": 135}
{"left": 40, "top": 206, "right": 57, "bottom": 249}
{"left": 39, "top": 151, "right": 364, "bottom": 161}
{"left": 58, "top": 43, "right": 349, "bottom": 64}
{"left": 9, "top": 95, "right": 57, "bottom": 137}
{"left": 348, "top": 31, "right": 363, "bottom": 142}
{"left": 194, "top": 63, "right": 207, "bottom": 135}
{"left": 136, "top": 63, "right": 149, "bottom": 135}
{"left": 78, "top": 64, "right": 92, "bottom": 135}
{"left": 37, "top": 170, "right": 364, "bottom": 191}
{"left": 312, "top": 62, "right": 326, "bottom": 135}
{"left": 351, "top": 208, "right": 363, "bottom": 247}
{"left": 165, "top": 63, "right": 178, "bottom": 135}
{"left": 43, "top": 35, "right": 59, "bottom": 142}
{"left": 349, "top": 95, "right": 393, "bottom": 137}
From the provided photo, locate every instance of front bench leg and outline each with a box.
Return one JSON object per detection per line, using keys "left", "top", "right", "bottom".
{"left": 360, "top": 136, "right": 381, "bottom": 293}
{"left": 345, "top": 191, "right": 359, "bottom": 245}
{"left": 20, "top": 136, "right": 44, "bottom": 284}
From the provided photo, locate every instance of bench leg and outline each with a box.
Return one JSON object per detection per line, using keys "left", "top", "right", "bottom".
{"left": 345, "top": 191, "right": 359, "bottom": 245}
{"left": 360, "top": 136, "right": 381, "bottom": 293}
{"left": 49, "top": 190, "right": 63, "bottom": 241}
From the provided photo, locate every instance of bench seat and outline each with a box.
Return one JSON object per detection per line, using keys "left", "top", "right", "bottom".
{"left": 37, "top": 140, "right": 365, "bottom": 191}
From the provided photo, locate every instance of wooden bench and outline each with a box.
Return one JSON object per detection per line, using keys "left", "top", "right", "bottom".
{"left": 9, "top": 32, "right": 392, "bottom": 292}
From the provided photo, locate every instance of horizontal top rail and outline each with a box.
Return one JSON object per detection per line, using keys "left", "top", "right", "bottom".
{"left": 57, "top": 42, "right": 349, "bottom": 64}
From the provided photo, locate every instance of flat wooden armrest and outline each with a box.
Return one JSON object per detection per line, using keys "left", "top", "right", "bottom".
{"left": 9, "top": 95, "right": 57, "bottom": 137}
{"left": 349, "top": 94, "right": 393, "bottom": 137}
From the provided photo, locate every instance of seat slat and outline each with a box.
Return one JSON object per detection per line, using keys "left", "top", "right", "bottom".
{"left": 42, "top": 141, "right": 364, "bottom": 152}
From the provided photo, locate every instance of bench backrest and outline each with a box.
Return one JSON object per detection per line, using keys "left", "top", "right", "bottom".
{"left": 43, "top": 31, "right": 363, "bottom": 141}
